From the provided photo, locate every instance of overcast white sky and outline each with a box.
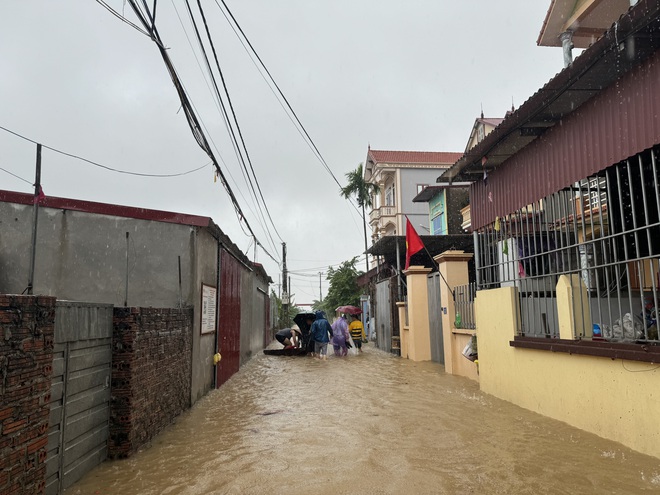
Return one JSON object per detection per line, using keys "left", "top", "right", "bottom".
{"left": 1, "top": 1, "right": 566, "bottom": 304}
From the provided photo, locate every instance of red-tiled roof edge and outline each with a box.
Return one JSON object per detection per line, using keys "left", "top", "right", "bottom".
{"left": 0, "top": 189, "right": 211, "bottom": 228}
{"left": 368, "top": 149, "right": 463, "bottom": 164}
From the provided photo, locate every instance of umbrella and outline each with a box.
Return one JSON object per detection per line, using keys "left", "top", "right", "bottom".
{"left": 293, "top": 312, "right": 316, "bottom": 333}
{"left": 335, "top": 305, "right": 362, "bottom": 315}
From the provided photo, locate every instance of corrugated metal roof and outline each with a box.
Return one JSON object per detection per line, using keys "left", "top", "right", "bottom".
{"left": 438, "top": 0, "right": 660, "bottom": 230}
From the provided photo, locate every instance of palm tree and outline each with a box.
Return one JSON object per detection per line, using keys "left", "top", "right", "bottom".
{"left": 340, "top": 163, "right": 380, "bottom": 273}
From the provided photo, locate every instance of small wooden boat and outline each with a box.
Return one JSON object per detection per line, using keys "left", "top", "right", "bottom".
{"left": 263, "top": 348, "right": 308, "bottom": 356}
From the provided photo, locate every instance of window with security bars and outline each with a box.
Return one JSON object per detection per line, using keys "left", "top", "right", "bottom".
{"left": 473, "top": 145, "right": 660, "bottom": 343}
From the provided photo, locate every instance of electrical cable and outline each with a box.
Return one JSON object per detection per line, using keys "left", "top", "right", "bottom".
{"left": 95, "top": 0, "right": 152, "bottom": 37}
{"left": 213, "top": 0, "right": 343, "bottom": 190}
{"left": 120, "top": 0, "right": 281, "bottom": 265}
{"left": 182, "top": 0, "right": 281, "bottom": 255}
{"left": 0, "top": 166, "right": 32, "bottom": 186}
{"left": 192, "top": 0, "right": 284, "bottom": 244}
{"left": 212, "top": 0, "right": 365, "bottom": 233}
{"left": 0, "top": 125, "right": 212, "bottom": 178}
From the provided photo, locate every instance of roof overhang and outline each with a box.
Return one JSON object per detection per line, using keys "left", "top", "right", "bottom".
{"left": 538, "top": 0, "right": 632, "bottom": 48}
{"left": 412, "top": 183, "right": 472, "bottom": 203}
{"left": 441, "top": 0, "right": 660, "bottom": 184}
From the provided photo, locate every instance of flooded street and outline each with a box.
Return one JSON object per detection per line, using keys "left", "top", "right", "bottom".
{"left": 70, "top": 347, "right": 660, "bottom": 495}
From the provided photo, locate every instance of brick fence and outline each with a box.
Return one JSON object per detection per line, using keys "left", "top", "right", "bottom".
{"left": 109, "top": 307, "right": 193, "bottom": 459}
{"left": 0, "top": 295, "right": 56, "bottom": 495}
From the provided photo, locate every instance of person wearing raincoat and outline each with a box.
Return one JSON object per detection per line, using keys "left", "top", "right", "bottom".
{"left": 309, "top": 310, "right": 333, "bottom": 360}
{"left": 331, "top": 315, "right": 351, "bottom": 357}
{"left": 349, "top": 315, "right": 367, "bottom": 353}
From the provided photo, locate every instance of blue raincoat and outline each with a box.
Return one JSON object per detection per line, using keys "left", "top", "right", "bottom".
{"left": 309, "top": 311, "right": 332, "bottom": 343}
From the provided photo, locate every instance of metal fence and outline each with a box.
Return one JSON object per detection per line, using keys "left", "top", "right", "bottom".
{"left": 454, "top": 283, "right": 476, "bottom": 330}
{"left": 474, "top": 145, "right": 660, "bottom": 343}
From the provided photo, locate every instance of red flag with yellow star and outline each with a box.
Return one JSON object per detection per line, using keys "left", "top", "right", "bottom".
{"left": 404, "top": 217, "right": 424, "bottom": 269}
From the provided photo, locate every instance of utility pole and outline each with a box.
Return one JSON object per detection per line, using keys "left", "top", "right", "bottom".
{"left": 319, "top": 272, "right": 323, "bottom": 302}
{"left": 281, "top": 242, "right": 288, "bottom": 327}
{"left": 27, "top": 143, "right": 42, "bottom": 295}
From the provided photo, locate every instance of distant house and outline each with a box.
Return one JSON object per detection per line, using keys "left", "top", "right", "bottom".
{"left": 464, "top": 115, "right": 504, "bottom": 153}
{"left": 364, "top": 148, "right": 462, "bottom": 240}
{"left": 437, "top": 114, "right": 505, "bottom": 234}
{"left": 412, "top": 183, "right": 471, "bottom": 235}
{"left": 440, "top": 0, "right": 660, "bottom": 460}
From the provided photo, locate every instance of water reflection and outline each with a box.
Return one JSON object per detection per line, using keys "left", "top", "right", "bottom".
{"left": 69, "top": 347, "right": 660, "bottom": 494}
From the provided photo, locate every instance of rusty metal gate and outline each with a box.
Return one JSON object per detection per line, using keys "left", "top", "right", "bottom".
{"left": 46, "top": 302, "right": 113, "bottom": 495}
{"left": 427, "top": 273, "right": 445, "bottom": 364}
{"left": 216, "top": 249, "right": 242, "bottom": 387}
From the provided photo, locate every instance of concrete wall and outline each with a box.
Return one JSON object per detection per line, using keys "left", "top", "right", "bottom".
{"left": 476, "top": 287, "right": 660, "bottom": 459}
{"left": 0, "top": 202, "right": 195, "bottom": 308}
{"left": 109, "top": 307, "right": 193, "bottom": 459}
{"left": 190, "top": 229, "right": 217, "bottom": 405}
{"left": 0, "top": 295, "right": 56, "bottom": 495}
{"left": 240, "top": 270, "right": 268, "bottom": 365}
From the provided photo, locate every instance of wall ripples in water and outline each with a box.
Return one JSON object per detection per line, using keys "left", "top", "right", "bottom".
{"left": 69, "top": 348, "right": 660, "bottom": 494}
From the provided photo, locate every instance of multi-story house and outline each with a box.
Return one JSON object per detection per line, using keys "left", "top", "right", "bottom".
{"left": 364, "top": 148, "right": 462, "bottom": 240}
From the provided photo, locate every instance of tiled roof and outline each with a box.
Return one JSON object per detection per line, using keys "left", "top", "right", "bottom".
{"left": 368, "top": 149, "right": 462, "bottom": 165}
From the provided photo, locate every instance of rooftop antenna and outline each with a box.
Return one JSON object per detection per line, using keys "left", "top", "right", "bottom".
{"left": 480, "top": 103, "right": 484, "bottom": 119}
{"left": 511, "top": 96, "right": 515, "bottom": 112}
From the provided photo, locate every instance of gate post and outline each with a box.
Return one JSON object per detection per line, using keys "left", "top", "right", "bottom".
{"left": 434, "top": 250, "right": 474, "bottom": 377}
{"left": 401, "top": 265, "right": 433, "bottom": 361}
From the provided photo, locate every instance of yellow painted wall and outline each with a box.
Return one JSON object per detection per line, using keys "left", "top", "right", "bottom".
{"left": 451, "top": 331, "right": 479, "bottom": 382}
{"left": 476, "top": 287, "right": 660, "bottom": 459}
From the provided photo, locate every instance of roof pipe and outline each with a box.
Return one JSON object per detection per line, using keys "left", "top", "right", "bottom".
{"left": 560, "top": 31, "right": 574, "bottom": 67}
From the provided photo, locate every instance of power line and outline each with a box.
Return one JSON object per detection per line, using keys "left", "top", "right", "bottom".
{"left": 116, "top": 0, "right": 281, "bottom": 265}
{"left": 213, "top": 0, "right": 344, "bottom": 190}
{"left": 0, "top": 166, "right": 32, "bottom": 186}
{"left": 194, "top": 0, "right": 284, "bottom": 243}
{"left": 181, "top": 0, "right": 281, "bottom": 256}
{"left": 212, "top": 0, "right": 366, "bottom": 235}
{"left": 95, "top": 0, "right": 152, "bottom": 38}
{"left": 0, "top": 125, "right": 212, "bottom": 178}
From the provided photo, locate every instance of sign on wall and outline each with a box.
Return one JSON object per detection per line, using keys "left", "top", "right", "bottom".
{"left": 201, "top": 284, "right": 217, "bottom": 334}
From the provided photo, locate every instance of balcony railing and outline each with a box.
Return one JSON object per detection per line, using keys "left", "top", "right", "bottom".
{"left": 369, "top": 206, "right": 396, "bottom": 223}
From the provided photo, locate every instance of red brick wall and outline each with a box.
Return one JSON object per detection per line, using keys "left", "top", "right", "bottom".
{"left": 0, "top": 295, "right": 55, "bottom": 495}
{"left": 109, "top": 307, "right": 193, "bottom": 459}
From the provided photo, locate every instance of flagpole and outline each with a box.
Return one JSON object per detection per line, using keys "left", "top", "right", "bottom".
{"left": 395, "top": 236, "right": 402, "bottom": 300}
{"left": 404, "top": 216, "right": 455, "bottom": 301}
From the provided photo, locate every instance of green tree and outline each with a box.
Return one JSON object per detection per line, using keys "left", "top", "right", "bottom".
{"left": 271, "top": 290, "right": 300, "bottom": 329}
{"left": 321, "top": 257, "right": 363, "bottom": 316}
{"left": 340, "top": 163, "right": 380, "bottom": 273}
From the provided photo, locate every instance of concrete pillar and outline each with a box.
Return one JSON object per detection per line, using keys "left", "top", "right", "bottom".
{"left": 396, "top": 301, "right": 408, "bottom": 358}
{"left": 556, "top": 274, "right": 592, "bottom": 340}
{"left": 434, "top": 250, "right": 473, "bottom": 374}
{"left": 401, "top": 265, "right": 432, "bottom": 361}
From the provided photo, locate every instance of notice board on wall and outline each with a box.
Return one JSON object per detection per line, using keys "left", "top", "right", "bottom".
{"left": 201, "top": 284, "right": 217, "bottom": 334}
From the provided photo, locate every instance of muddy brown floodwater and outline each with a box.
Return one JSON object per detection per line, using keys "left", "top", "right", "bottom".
{"left": 69, "top": 346, "right": 660, "bottom": 495}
